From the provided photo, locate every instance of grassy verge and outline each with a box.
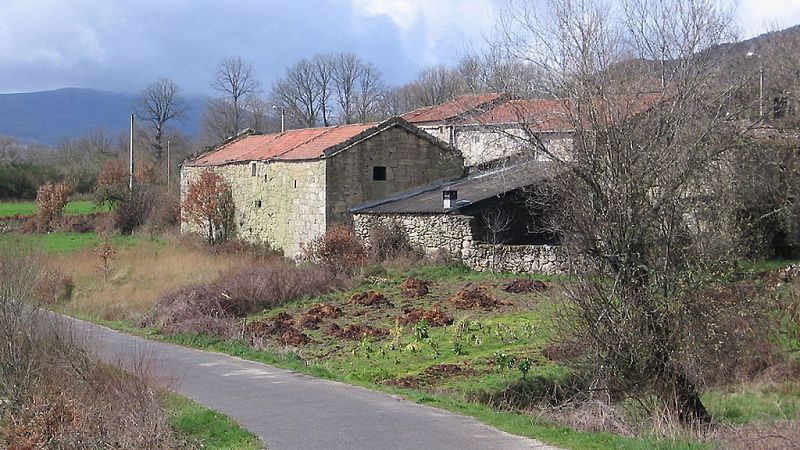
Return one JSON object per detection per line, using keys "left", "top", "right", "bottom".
{"left": 164, "top": 394, "right": 263, "bottom": 450}
{"left": 0, "top": 200, "right": 103, "bottom": 217}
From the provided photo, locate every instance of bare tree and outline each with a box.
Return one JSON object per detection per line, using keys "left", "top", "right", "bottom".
{"left": 355, "top": 62, "right": 385, "bottom": 122}
{"left": 481, "top": 205, "right": 515, "bottom": 272}
{"left": 312, "top": 54, "right": 335, "bottom": 126}
{"left": 136, "top": 78, "right": 188, "bottom": 162}
{"left": 272, "top": 58, "right": 322, "bottom": 128}
{"left": 333, "top": 53, "right": 361, "bottom": 123}
{"left": 496, "top": 0, "right": 750, "bottom": 425}
{"left": 209, "top": 57, "right": 261, "bottom": 137}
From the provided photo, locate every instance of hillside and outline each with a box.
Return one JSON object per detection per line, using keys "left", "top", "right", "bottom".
{"left": 0, "top": 87, "right": 204, "bottom": 146}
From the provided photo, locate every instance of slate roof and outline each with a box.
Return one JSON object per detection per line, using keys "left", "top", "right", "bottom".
{"left": 185, "top": 117, "right": 445, "bottom": 167}
{"left": 402, "top": 93, "right": 503, "bottom": 124}
{"left": 352, "top": 160, "right": 554, "bottom": 215}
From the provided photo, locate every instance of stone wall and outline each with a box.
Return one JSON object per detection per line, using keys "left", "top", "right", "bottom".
{"left": 181, "top": 159, "right": 326, "bottom": 258}
{"left": 326, "top": 126, "right": 464, "bottom": 224}
{"left": 353, "top": 212, "right": 569, "bottom": 275}
{"left": 453, "top": 126, "right": 573, "bottom": 167}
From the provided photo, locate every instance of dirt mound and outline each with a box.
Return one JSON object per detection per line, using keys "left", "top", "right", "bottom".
{"left": 399, "top": 277, "right": 429, "bottom": 297}
{"left": 448, "top": 286, "right": 510, "bottom": 309}
{"left": 306, "top": 303, "right": 343, "bottom": 318}
{"left": 297, "top": 303, "right": 344, "bottom": 329}
{"left": 398, "top": 307, "right": 453, "bottom": 327}
{"left": 424, "top": 363, "right": 477, "bottom": 379}
{"left": 384, "top": 364, "right": 476, "bottom": 388}
{"left": 280, "top": 328, "right": 311, "bottom": 346}
{"left": 245, "top": 313, "right": 311, "bottom": 346}
{"left": 327, "top": 323, "right": 388, "bottom": 340}
{"left": 350, "top": 290, "right": 392, "bottom": 307}
{"left": 504, "top": 279, "right": 548, "bottom": 293}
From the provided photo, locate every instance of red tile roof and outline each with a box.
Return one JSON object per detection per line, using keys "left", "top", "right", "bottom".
{"left": 463, "top": 94, "right": 662, "bottom": 131}
{"left": 402, "top": 93, "right": 502, "bottom": 124}
{"left": 187, "top": 122, "right": 377, "bottom": 166}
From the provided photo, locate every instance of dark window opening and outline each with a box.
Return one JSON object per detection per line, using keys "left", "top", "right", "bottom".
{"left": 255, "top": 200, "right": 262, "bottom": 208}
{"left": 471, "top": 196, "right": 561, "bottom": 246}
{"left": 264, "top": 174, "right": 268, "bottom": 182}
{"left": 293, "top": 180, "right": 298, "bottom": 189}
{"left": 251, "top": 163, "right": 257, "bottom": 177}
{"left": 372, "top": 166, "right": 387, "bottom": 181}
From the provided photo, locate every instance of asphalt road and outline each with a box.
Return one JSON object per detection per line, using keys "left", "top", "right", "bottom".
{"left": 68, "top": 317, "right": 560, "bottom": 450}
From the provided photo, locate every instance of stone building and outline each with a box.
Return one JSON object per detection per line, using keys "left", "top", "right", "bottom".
{"left": 351, "top": 160, "right": 570, "bottom": 274}
{"left": 181, "top": 117, "right": 464, "bottom": 257}
{"left": 403, "top": 94, "right": 574, "bottom": 168}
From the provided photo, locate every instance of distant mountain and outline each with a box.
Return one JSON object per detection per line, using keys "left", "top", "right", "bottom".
{"left": 0, "top": 87, "right": 205, "bottom": 146}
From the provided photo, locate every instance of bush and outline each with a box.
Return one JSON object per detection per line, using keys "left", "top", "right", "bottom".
{"left": 31, "top": 269, "right": 74, "bottom": 305}
{"left": 143, "top": 189, "right": 180, "bottom": 234}
{"left": 113, "top": 185, "right": 157, "bottom": 234}
{"left": 367, "top": 222, "right": 419, "bottom": 262}
{"left": 34, "top": 181, "right": 70, "bottom": 232}
{"left": 142, "top": 264, "right": 344, "bottom": 336}
{"left": 94, "top": 159, "right": 128, "bottom": 207}
{"left": 301, "top": 224, "right": 366, "bottom": 275}
{"left": 181, "top": 170, "right": 236, "bottom": 245}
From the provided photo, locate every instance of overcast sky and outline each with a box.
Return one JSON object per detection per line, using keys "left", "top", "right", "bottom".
{"left": 1, "top": 0, "right": 798, "bottom": 96}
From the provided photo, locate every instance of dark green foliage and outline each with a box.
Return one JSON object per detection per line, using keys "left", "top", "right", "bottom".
{"left": 0, "top": 162, "right": 61, "bottom": 199}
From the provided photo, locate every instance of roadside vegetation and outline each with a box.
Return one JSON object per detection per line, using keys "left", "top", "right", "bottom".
{"left": 0, "top": 246, "right": 261, "bottom": 450}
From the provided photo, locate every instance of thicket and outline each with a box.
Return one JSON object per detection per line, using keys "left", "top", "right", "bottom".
{"left": 142, "top": 264, "right": 344, "bottom": 337}
{"left": 0, "top": 248, "right": 179, "bottom": 449}
{"left": 0, "top": 162, "right": 61, "bottom": 200}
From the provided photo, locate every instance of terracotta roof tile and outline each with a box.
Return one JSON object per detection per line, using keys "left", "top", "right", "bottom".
{"left": 187, "top": 122, "right": 377, "bottom": 166}
{"left": 402, "top": 93, "right": 502, "bottom": 124}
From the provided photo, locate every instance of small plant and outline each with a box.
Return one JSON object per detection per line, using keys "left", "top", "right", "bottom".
{"left": 358, "top": 333, "right": 373, "bottom": 359}
{"left": 451, "top": 340, "right": 467, "bottom": 356}
{"left": 94, "top": 236, "right": 116, "bottom": 282}
{"left": 413, "top": 319, "right": 430, "bottom": 340}
{"left": 387, "top": 319, "right": 405, "bottom": 351}
{"left": 493, "top": 351, "right": 516, "bottom": 372}
{"left": 517, "top": 358, "right": 533, "bottom": 378}
{"left": 494, "top": 323, "right": 517, "bottom": 343}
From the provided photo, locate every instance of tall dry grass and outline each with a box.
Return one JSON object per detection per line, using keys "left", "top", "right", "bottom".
{"left": 49, "top": 237, "right": 278, "bottom": 323}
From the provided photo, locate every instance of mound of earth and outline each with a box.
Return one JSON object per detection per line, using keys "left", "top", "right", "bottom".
{"left": 326, "top": 323, "right": 388, "bottom": 340}
{"left": 504, "top": 279, "right": 548, "bottom": 293}
{"left": 398, "top": 307, "right": 453, "bottom": 327}
{"left": 399, "top": 277, "right": 430, "bottom": 297}
{"left": 448, "top": 286, "right": 510, "bottom": 309}
{"left": 350, "top": 290, "right": 392, "bottom": 307}
{"left": 245, "top": 313, "right": 311, "bottom": 346}
{"left": 297, "top": 303, "right": 344, "bottom": 329}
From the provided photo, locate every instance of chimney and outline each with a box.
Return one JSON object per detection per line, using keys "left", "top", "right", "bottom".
{"left": 443, "top": 190, "right": 457, "bottom": 209}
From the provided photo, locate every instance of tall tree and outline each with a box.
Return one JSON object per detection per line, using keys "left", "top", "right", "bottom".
{"left": 496, "top": 0, "right": 749, "bottom": 425}
{"left": 136, "top": 78, "right": 188, "bottom": 161}
{"left": 272, "top": 58, "right": 322, "bottom": 128}
{"left": 207, "top": 57, "right": 261, "bottom": 139}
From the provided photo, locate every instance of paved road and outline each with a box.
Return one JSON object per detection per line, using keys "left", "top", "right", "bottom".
{"left": 68, "top": 317, "right": 559, "bottom": 450}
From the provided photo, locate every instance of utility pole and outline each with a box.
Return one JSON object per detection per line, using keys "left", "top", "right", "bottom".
{"left": 129, "top": 114, "right": 135, "bottom": 190}
{"left": 272, "top": 105, "right": 285, "bottom": 132}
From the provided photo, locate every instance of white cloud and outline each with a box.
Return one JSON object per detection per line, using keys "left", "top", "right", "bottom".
{"left": 352, "top": 0, "right": 497, "bottom": 63}
{"left": 734, "top": 0, "right": 800, "bottom": 37}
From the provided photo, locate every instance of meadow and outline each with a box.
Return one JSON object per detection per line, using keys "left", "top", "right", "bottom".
{"left": 0, "top": 199, "right": 102, "bottom": 217}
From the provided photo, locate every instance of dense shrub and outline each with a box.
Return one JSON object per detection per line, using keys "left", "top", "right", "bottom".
{"left": 34, "top": 181, "right": 70, "bottom": 232}
{"left": 142, "top": 264, "right": 343, "bottom": 336}
{"left": 94, "top": 159, "right": 128, "bottom": 207}
{"left": 367, "top": 222, "right": 418, "bottom": 262}
{"left": 143, "top": 189, "right": 180, "bottom": 234}
{"left": 0, "top": 162, "right": 61, "bottom": 200}
{"left": 301, "top": 224, "right": 366, "bottom": 275}
{"left": 31, "top": 269, "right": 74, "bottom": 305}
{"left": 113, "top": 185, "right": 158, "bottom": 234}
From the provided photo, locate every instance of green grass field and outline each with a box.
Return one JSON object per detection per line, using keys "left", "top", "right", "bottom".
{"left": 164, "top": 394, "right": 262, "bottom": 450}
{"left": 0, "top": 232, "right": 147, "bottom": 253}
{"left": 0, "top": 200, "right": 102, "bottom": 217}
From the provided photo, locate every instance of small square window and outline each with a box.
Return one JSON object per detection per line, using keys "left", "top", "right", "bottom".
{"left": 372, "top": 166, "right": 387, "bottom": 181}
